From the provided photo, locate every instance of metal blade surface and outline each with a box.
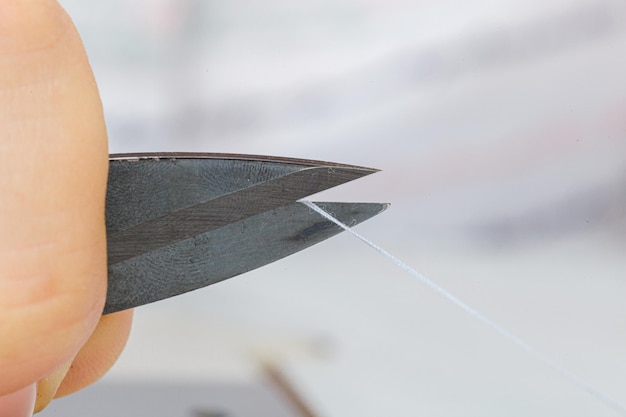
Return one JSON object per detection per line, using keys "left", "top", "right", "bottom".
{"left": 106, "top": 153, "right": 377, "bottom": 264}
{"left": 104, "top": 201, "right": 388, "bottom": 314}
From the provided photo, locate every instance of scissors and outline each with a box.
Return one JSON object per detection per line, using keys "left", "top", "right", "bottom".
{"left": 104, "top": 153, "right": 386, "bottom": 314}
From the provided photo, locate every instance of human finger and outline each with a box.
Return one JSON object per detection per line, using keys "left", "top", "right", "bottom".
{"left": 44, "top": 310, "right": 134, "bottom": 405}
{"left": 0, "top": 384, "right": 36, "bottom": 417}
{"left": 0, "top": 0, "right": 108, "bottom": 397}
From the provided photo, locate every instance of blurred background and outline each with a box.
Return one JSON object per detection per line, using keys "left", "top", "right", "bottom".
{"left": 44, "top": 0, "right": 625, "bottom": 416}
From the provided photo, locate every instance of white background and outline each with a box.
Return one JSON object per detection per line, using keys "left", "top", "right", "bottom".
{"left": 46, "top": 1, "right": 626, "bottom": 416}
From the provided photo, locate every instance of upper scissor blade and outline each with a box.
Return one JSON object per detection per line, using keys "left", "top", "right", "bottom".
{"left": 106, "top": 153, "right": 377, "bottom": 265}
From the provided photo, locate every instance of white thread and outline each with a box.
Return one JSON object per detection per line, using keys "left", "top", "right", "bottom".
{"left": 303, "top": 200, "right": 626, "bottom": 416}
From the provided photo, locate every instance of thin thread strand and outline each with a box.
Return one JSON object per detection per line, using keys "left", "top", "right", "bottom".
{"left": 303, "top": 200, "right": 626, "bottom": 416}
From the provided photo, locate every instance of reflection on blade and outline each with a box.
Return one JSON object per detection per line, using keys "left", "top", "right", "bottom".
{"left": 105, "top": 201, "right": 388, "bottom": 314}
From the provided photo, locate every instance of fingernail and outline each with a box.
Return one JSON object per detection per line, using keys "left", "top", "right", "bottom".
{"left": 34, "top": 360, "right": 73, "bottom": 413}
{"left": 0, "top": 383, "right": 36, "bottom": 417}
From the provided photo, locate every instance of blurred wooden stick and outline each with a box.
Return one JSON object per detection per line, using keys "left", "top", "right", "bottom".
{"left": 263, "top": 363, "right": 321, "bottom": 417}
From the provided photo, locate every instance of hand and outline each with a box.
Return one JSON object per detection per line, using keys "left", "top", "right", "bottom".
{"left": 0, "top": 1, "right": 133, "bottom": 415}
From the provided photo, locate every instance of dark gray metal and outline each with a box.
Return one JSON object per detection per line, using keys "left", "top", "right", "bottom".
{"left": 105, "top": 201, "right": 387, "bottom": 314}
{"left": 106, "top": 154, "right": 377, "bottom": 264}
{"left": 104, "top": 153, "right": 385, "bottom": 315}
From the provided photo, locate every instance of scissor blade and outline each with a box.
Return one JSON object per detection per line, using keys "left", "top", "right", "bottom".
{"left": 104, "top": 201, "right": 388, "bottom": 314}
{"left": 107, "top": 154, "right": 377, "bottom": 265}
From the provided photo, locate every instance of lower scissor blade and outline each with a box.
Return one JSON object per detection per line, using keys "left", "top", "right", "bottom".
{"left": 104, "top": 201, "right": 388, "bottom": 314}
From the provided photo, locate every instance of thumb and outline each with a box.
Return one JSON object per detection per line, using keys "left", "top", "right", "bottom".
{"left": 0, "top": 0, "right": 108, "bottom": 398}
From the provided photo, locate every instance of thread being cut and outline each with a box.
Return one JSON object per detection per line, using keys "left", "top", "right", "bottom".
{"left": 302, "top": 200, "right": 626, "bottom": 416}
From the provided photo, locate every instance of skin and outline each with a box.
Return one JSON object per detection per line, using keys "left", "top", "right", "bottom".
{"left": 0, "top": 0, "right": 133, "bottom": 414}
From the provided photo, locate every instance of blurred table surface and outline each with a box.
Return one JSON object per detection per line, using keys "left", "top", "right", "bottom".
{"left": 42, "top": 381, "right": 304, "bottom": 417}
